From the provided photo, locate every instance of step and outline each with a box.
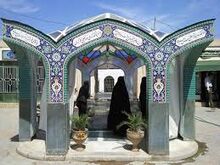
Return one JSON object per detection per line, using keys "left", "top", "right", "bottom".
{"left": 88, "top": 130, "right": 117, "bottom": 138}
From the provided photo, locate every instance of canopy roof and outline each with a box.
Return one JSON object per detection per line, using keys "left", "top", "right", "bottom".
{"left": 48, "top": 13, "right": 168, "bottom": 42}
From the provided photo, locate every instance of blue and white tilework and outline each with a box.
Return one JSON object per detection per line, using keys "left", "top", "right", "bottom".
{"left": 4, "top": 21, "right": 214, "bottom": 103}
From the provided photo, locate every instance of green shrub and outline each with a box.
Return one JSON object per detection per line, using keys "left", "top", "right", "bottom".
{"left": 70, "top": 114, "right": 89, "bottom": 131}
{"left": 117, "top": 112, "right": 147, "bottom": 132}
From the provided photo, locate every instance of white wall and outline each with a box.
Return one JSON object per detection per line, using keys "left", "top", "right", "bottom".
{"left": 74, "top": 68, "right": 82, "bottom": 97}
{"left": 98, "top": 69, "right": 124, "bottom": 92}
{"left": 90, "top": 74, "right": 95, "bottom": 98}
{"left": 137, "top": 65, "right": 146, "bottom": 97}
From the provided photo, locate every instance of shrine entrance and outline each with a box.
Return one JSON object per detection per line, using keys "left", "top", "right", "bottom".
{"left": 66, "top": 43, "right": 148, "bottom": 131}
{"left": 1, "top": 13, "right": 215, "bottom": 156}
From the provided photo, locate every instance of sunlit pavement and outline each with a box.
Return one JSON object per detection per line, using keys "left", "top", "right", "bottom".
{"left": 0, "top": 105, "right": 220, "bottom": 165}
{"left": 182, "top": 106, "right": 220, "bottom": 165}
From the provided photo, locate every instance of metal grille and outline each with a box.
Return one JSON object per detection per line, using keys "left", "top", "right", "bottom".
{"left": 0, "top": 65, "right": 45, "bottom": 94}
{"left": 0, "top": 66, "right": 19, "bottom": 93}
{"left": 104, "top": 76, "right": 114, "bottom": 92}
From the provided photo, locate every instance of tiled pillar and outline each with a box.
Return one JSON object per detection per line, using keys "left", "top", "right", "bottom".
{"left": 17, "top": 51, "right": 37, "bottom": 141}
{"left": 179, "top": 45, "right": 209, "bottom": 140}
{"left": 179, "top": 51, "right": 198, "bottom": 140}
{"left": 146, "top": 65, "right": 169, "bottom": 155}
{"left": 180, "top": 65, "right": 196, "bottom": 139}
{"left": 125, "top": 69, "right": 134, "bottom": 99}
{"left": 46, "top": 103, "right": 69, "bottom": 155}
{"left": 148, "top": 102, "right": 169, "bottom": 155}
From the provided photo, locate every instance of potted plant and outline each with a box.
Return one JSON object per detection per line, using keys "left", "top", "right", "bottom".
{"left": 117, "top": 112, "right": 147, "bottom": 152}
{"left": 70, "top": 114, "right": 89, "bottom": 151}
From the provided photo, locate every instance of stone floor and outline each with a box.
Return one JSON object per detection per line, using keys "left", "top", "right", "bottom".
{"left": 16, "top": 137, "right": 197, "bottom": 162}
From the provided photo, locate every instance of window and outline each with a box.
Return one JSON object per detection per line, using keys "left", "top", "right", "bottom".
{"left": 0, "top": 66, "right": 19, "bottom": 93}
{"left": 104, "top": 76, "right": 114, "bottom": 92}
{"left": 0, "top": 65, "right": 44, "bottom": 94}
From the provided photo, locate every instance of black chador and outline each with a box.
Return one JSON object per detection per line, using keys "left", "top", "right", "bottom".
{"left": 139, "top": 77, "right": 147, "bottom": 119}
{"left": 76, "top": 81, "right": 90, "bottom": 116}
{"left": 107, "top": 76, "right": 131, "bottom": 136}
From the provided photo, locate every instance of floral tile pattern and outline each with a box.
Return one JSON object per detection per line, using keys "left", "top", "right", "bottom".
{"left": 3, "top": 19, "right": 214, "bottom": 103}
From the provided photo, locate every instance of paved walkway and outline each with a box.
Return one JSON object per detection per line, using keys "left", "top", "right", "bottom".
{"left": 183, "top": 107, "right": 220, "bottom": 165}
{"left": 0, "top": 106, "right": 220, "bottom": 164}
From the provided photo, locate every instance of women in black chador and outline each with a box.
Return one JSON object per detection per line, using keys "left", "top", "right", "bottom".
{"left": 76, "top": 81, "right": 90, "bottom": 116}
{"left": 139, "top": 77, "right": 147, "bottom": 119}
{"left": 107, "top": 76, "right": 131, "bottom": 137}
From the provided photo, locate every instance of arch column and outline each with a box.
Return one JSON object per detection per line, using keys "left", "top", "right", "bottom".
{"left": 82, "top": 68, "right": 90, "bottom": 83}
{"left": 46, "top": 63, "right": 70, "bottom": 155}
{"left": 16, "top": 49, "right": 38, "bottom": 141}
{"left": 180, "top": 43, "right": 211, "bottom": 139}
{"left": 46, "top": 102, "right": 69, "bottom": 154}
{"left": 147, "top": 67, "right": 169, "bottom": 155}
{"left": 125, "top": 68, "right": 134, "bottom": 99}
{"left": 94, "top": 68, "right": 99, "bottom": 97}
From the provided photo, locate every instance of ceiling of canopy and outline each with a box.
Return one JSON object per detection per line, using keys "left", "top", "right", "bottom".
{"left": 77, "top": 44, "right": 137, "bottom": 64}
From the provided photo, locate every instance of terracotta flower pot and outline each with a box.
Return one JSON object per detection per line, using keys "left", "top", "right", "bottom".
{"left": 127, "top": 129, "right": 144, "bottom": 152}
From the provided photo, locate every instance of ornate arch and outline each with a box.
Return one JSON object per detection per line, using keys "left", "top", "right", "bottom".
{"left": 2, "top": 17, "right": 215, "bottom": 103}
{"left": 165, "top": 19, "right": 215, "bottom": 101}
{"left": 2, "top": 20, "right": 51, "bottom": 101}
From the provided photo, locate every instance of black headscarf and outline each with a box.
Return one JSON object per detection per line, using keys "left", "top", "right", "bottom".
{"left": 107, "top": 76, "right": 131, "bottom": 136}
{"left": 77, "top": 81, "right": 89, "bottom": 99}
{"left": 139, "top": 77, "right": 147, "bottom": 119}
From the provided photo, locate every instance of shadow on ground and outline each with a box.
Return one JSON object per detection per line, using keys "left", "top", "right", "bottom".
{"left": 10, "top": 134, "right": 19, "bottom": 142}
{"left": 195, "top": 116, "right": 220, "bottom": 127}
